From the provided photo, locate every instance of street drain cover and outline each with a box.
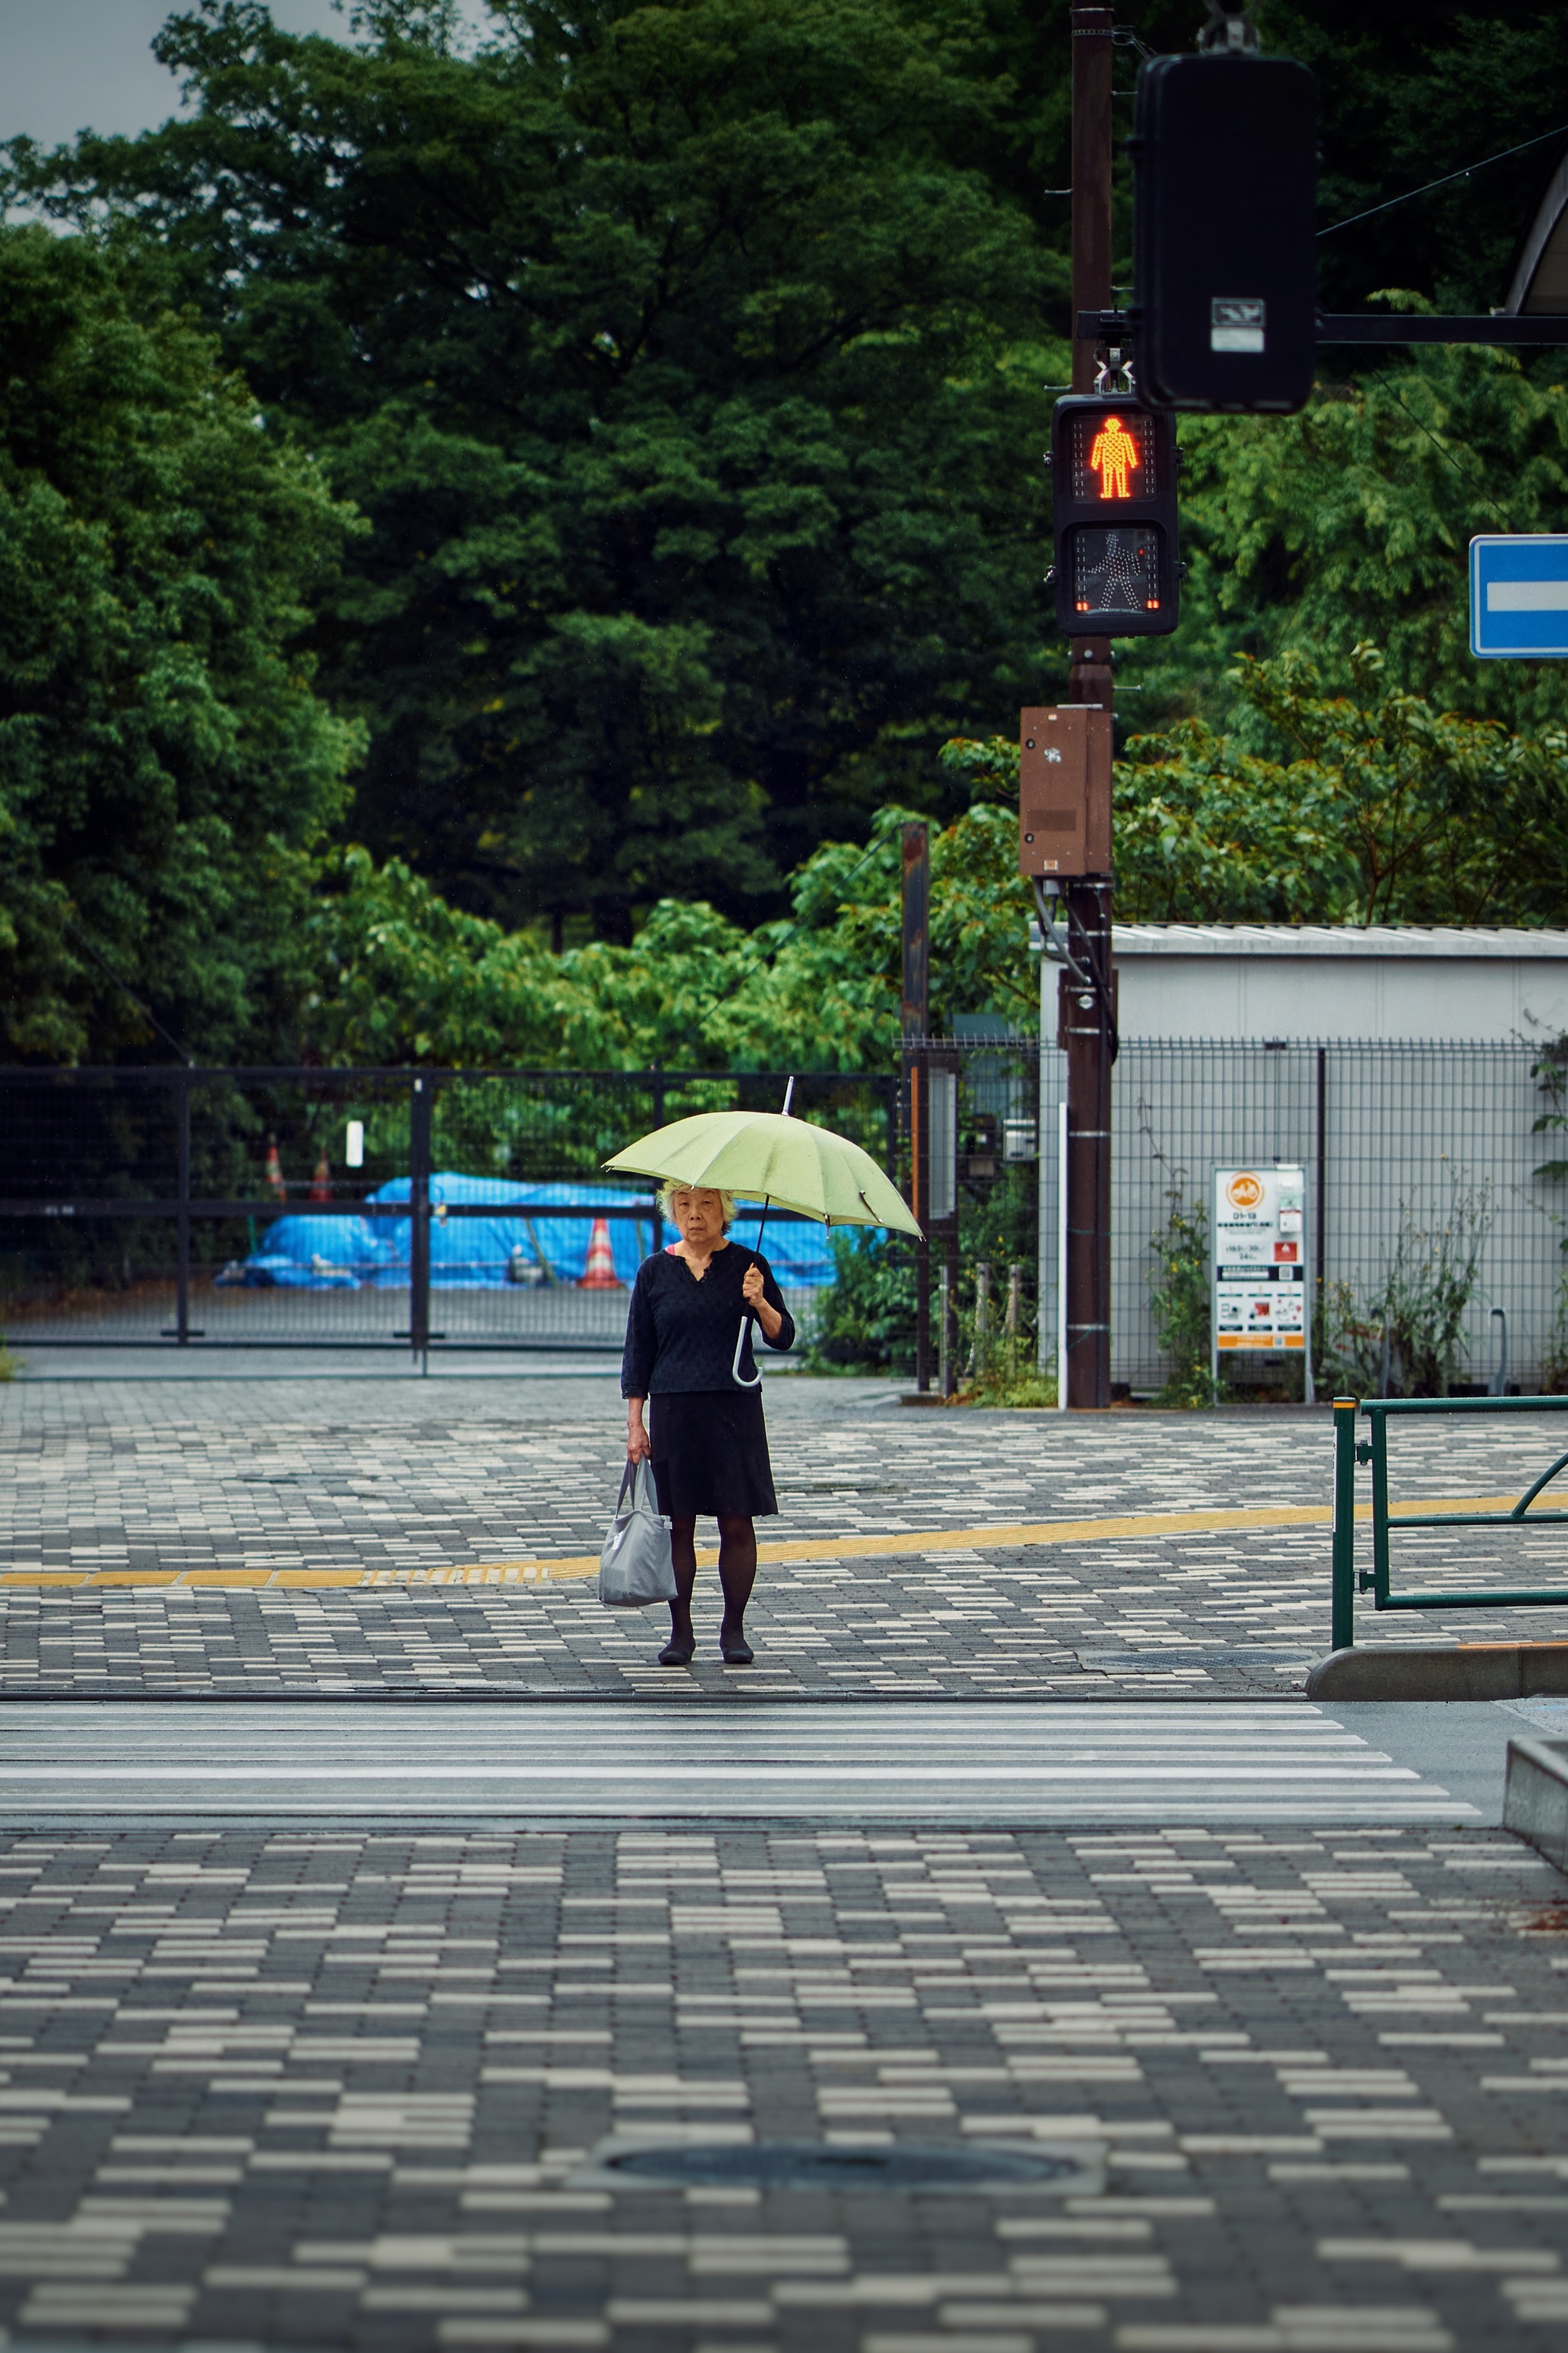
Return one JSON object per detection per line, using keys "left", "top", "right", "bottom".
{"left": 599, "top": 2141, "right": 1093, "bottom": 2191}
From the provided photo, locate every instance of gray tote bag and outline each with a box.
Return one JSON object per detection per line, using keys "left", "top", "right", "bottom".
{"left": 599, "top": 1459, "right": 678, "bottom": 1607}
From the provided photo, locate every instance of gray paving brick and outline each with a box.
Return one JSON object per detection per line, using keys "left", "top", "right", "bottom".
{"left": 5, "top": 1381, "right": 1568, "bottom": 1697}
{"left": 0, "top": 1822, "right": 1558, "bottom": 2346}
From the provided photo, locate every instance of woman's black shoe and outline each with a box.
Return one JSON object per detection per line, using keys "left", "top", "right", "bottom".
{"left": 658, "top": 1637, "right": 695, "bottom": 1666}
{"left": 720, "top": 1633, "right": 754, "bottom": 1665}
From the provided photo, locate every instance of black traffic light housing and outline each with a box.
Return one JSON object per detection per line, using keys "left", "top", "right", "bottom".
{"left": 1132, "top": 52, "right": 1318, "bottom": 413}
{"left": 1050, "top": 395, "right": 1180, "bottom": 639}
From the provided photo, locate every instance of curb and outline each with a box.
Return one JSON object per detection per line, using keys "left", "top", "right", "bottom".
{"left": 1305, "top": 1642, "right": 1568, "bottom": 1701}
{"left": 1504, "top": 1735, "right": 1568, "bottom": 1871}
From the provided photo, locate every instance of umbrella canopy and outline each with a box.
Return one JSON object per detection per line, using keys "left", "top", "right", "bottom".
{"left": 603, "top": 1110, "right": 922, "bottom": 1239}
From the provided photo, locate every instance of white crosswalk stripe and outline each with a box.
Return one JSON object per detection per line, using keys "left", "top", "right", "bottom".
{"left": 0, "top": 1701, "right": 1478, "bottom": 1822}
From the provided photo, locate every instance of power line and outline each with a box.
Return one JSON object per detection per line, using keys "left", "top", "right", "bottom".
{"left": 1319, "top": 121, "right": 1568, "bottom": 240}
{"left": 1368, "top": 365, "right": 1512, "bottom": 531}
{"left": 64, "top": 919, "right": 195, "bottom": 1064}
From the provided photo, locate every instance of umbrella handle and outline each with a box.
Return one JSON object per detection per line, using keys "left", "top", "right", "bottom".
{"left": 730, "top": 1194, "right": 771, "bottom": 1391}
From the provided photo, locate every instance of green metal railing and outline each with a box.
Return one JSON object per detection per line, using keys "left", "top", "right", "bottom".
{"left": 1331, "top": 1393, "right": 1568, "bottom": 1650}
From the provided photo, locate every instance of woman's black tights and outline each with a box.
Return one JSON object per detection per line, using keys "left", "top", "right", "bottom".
{"left": 668, "top": 1515, "right": 756, "bottom": 1646}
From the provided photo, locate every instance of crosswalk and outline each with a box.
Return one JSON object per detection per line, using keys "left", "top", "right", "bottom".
{"left": 0, "top": 1701, "right": 1479, "bottom": 1822}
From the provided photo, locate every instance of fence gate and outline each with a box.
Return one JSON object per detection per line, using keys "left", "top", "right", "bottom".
{"left": 0, "top": 1067, "right": 898, "bottom": 1358}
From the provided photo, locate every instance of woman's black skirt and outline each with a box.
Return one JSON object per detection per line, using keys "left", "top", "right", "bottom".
{"left": 649, "top": 1388, "right": 778, "bottom": 1520}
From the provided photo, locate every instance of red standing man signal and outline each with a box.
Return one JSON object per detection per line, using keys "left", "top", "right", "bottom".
{"left": 1087, "top": 413, "right": 1139, "bottom": 500}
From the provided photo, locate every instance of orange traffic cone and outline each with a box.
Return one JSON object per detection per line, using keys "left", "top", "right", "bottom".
{"left": 577, "top": 1216, "right": 624, "bottom": 1289}
{"left": 264, "top": 1134, "right": 286, "bottom": 1200}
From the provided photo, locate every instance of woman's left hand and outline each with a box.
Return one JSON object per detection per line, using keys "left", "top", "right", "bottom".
{"left": 743, "top": 1260, "right": 782, "bottom": 1339}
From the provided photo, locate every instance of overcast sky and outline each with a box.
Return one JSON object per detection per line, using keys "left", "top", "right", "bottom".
{"left": 0, "top": 2, "right": 489, "bottom": 150}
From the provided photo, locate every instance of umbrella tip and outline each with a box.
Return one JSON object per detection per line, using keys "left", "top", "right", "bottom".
{"left": 781, "top": 1075, "right": 795, "bottom": 1117}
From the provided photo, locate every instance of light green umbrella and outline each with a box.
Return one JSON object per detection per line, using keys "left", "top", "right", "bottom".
{"left": 603, "top": 1108, "right": 922, "bottom": 1240}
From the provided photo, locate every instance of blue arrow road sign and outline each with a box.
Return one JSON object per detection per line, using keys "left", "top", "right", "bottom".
{"left": 1471, "top": 534, "right": 1568, "bottom": 658}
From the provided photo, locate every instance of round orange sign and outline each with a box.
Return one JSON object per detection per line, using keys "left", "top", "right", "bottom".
{"left": 1227, "top": 1172, "right": 1264, "bottom": 1211}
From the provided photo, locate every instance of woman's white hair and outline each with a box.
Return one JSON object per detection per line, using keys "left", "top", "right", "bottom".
{"left": 658, "top": 1179, "right": 737, "bottom": 1227}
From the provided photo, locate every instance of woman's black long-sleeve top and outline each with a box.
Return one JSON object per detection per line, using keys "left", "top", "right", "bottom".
{"left": 620, "top": 1243, "right": 795, "bottom": 1396}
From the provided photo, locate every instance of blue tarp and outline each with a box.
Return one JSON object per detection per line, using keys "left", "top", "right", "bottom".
{"left": 217, "top": 1172, "right": 841, "bottom": 1290}
{"left": 223, "top": 1214, "right": 390, "bottom": 1289}
{"left": 373, "top": 1174, "right": 651, "bottom": 1289}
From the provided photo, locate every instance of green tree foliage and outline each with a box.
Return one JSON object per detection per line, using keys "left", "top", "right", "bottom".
{"left": 305, "top": 792, "right": 1037, "bottom": 1068}
{"left": 7, "top": 0, "right": 1568, "bottom": 1078}
{"left": 1133, "top": 347, "right": 1568, "bottom": 737}
{"left": 1263, "top": 1, "right": 1568, "bottom": 315}
{"left": 20, "top": 0, "right": 1060, "bottom": 936}
{"left": 923, "top": 0, "right": 1568, "bottom": 317}
{"left": 0, "top": 224, "right": 362, "bottom": 1063}
{"left": 800, "top": 1229, "right": 916, "bottom": 1375}
{"left": 926, "top": 645, "right": 1568, "bottom": 933}
{"left": 309, "top": 637, "right": 1568, "bottom": 1070}
{"left": 1121, "top": 649, "right": 1568, "bottom": 926}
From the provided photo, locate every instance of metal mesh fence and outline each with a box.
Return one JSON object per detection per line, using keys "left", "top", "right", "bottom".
{"left": 0, "top": 1067, "right": 897, "bottom": 1354}
{"left": 1034, "top": 1038, "right": 1566, "bottom": 1396}
{"left": 11, "top": 1044, "right": 1554, "bottom": 1388}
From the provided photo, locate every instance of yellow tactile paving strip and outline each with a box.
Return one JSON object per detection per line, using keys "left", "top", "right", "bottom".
{"left": 0, "top": 1494, "right": 1528, "bottom": 1590}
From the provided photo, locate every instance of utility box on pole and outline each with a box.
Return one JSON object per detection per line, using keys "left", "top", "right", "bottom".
{"left": 1132, "top": 52, "right": 1318, "bottom": 413}
{"left": 1019, "top": 707, "right": 1112, "bottom": 878}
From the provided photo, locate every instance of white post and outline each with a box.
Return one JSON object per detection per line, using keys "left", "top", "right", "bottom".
{"left": 1057, "top": 1097, "right": 1069, "bottom": 1411}
{"left": 974, "top": 1261, "right": 991, "bottom": 1381}
{"left": 1036, "top": 1023, "right": 1051, "bottom": 1374}
{"left": 1210, "top": 1162, "right": 1219, "bottom": 1407}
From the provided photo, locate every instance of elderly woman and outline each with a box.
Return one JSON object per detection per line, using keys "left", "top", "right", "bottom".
{"left": 622, "top": 1183, "right": 795, "bottom": 1666}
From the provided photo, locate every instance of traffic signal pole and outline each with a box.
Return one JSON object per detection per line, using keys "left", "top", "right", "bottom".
{"left": 1070, "top": 4, "right": 1112, "bottom": 404}
{"left": 1047, "top": 13, "right": 1568, "bottom": 1416}
{"left": 1065, "top": 2, "right": 1114, "bottom": 1410}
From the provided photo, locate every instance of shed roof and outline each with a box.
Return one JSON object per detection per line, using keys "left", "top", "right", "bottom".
{"left": 1111, "top": 924, "right": 1568, "bottom": 960}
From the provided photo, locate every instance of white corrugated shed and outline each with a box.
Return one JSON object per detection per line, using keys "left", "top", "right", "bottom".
{"left": 1102, "top": 924, "right": 1568, "bottom": 1041}
{"left": 1033, "top": 926, "right": 1568, "bottom": 1388}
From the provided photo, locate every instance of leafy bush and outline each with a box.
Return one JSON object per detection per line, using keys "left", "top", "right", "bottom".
{"left": 800, "top": 1230, "right": 916, "bottom": 1376}
{"left": 962, "top": 1275, "right": 1055, "bottom": 1408}
{"left": 1529, "top": 1033, "right": 1568, "bottom": 1391}
{"left": 1319, "top": 1172, "right": 1493, "bottom": 1398}
{"left": 1147, "top": 1178, "right": 1219, "bottom": 1409}
{"left": 967, "top": 1361, "right": 1056, "bottom": 1409}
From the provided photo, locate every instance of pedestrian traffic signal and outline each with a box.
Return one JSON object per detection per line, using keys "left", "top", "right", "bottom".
{"left": 1050, "top": 395, "right": 1179, "bottom": 638}
{"left": 1132, "top": 52, "right": 1317, "bottom": 412}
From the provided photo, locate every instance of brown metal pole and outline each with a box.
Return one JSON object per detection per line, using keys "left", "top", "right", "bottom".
{"left": 902, "top": 823, "right": 931, "bottom": 1391}
{"left": 1070, "top": 2, "right": 1114, "bottom": 399}
{"left": 1066, "top": 1, "right": 1114, "bottom": 1409}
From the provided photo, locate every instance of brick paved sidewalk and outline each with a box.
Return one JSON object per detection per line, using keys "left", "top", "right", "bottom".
{"left": 0, "top": 1812, "right": 1561, "bottom": 2348}
{"left": 5, "top": 1377, "right": 1568, "bottom": 1695}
